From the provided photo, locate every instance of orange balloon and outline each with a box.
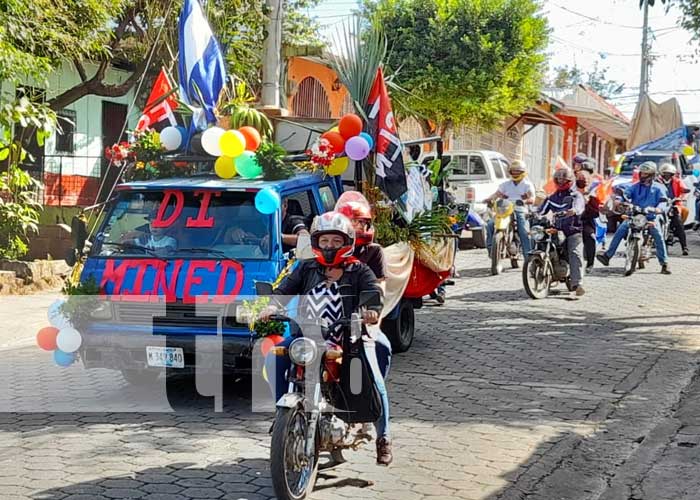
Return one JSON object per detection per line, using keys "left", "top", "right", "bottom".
{"left": 338, "top": 114, "right": 363, "bottom": 140}
{"left": 239, "top": 126, "right": 262, "bottom": 151}
{"left": 321, "top": 131, "right": 345, "bottom": 155}
{"left": 37, "top": 326, "right": 59, "bottom": 351}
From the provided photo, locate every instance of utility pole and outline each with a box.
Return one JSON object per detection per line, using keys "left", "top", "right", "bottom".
{"left": 639, "top": 0, "right": 651, "bottom": 100}
{"left": 261, "top": 0, "right": 284, "bottom": 110}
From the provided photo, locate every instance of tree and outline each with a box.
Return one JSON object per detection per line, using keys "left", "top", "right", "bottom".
{"left": 551, "top": 62, "right": 625, "bottom": 99}
{"left": 364, "top": 0, "right": 549, "bottom": 136}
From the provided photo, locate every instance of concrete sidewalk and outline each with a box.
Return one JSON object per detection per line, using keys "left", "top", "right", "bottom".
{"left": 0, "top": 291, "right": 62, "bottom": 350}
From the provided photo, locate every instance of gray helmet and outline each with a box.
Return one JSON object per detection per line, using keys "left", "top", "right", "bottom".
{"left": 659, "top": 163, "right": 676, "bottom": 176}
{"left": 638, "top": 161, "right": 657, "bottom": 176}
{"left": 510, "top": 160, "right": 527, "bottom": 173}
{"left": 553, "top": 167, "right": 575, "bottom": 183}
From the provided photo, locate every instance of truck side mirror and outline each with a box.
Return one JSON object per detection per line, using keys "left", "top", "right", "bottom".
{"left": 71, "top": 215, "right": 88, "bottom": 256}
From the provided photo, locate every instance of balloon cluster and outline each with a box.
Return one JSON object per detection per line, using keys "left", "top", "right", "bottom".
{"left": 200, "top": 126, "right": 263, "bottom": 179}
{"left": 36, "top": 299, "right": 82, "bottom": 367}
{"left": 312, "top": 114, "right": 374, "bottom": 176}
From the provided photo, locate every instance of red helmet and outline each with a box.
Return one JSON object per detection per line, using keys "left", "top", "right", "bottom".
{"left": 310, "top": 212, "right": 355, "bottom": 267}
{"left": 337, "top": 201, "right": 374, "bottom": 246}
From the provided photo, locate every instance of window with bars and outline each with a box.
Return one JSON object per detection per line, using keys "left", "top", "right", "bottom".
{"left": 56, "top": 110, "right": 76, "bottom": 153}
{"left": 292, "top": 77, "right": 331, "bottom": 119}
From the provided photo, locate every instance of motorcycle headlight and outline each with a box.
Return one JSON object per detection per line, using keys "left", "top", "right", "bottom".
{"left": 89, "top": 301, "right": 112, "bottom": 319}
{"left": 633, "top": 214, "right": 648, "bottom": 228}
{"left": 288, "top": 337, "right": 318, "bottom": 366}
{"left": 531, "top": 226, "right": 545, "bottom": 241}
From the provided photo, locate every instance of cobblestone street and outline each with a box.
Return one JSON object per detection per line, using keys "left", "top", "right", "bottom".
{"left": 2, "top": 235, "right": 700, "bottom": 500}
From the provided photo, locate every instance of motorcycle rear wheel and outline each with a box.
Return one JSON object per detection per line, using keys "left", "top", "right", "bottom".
{"left": 624, "top": 238, "right": 640, "bottom": 277}
{"left": 523, "top": 254, "right": 551, "bottom": 299}
{"left": 271, "top": 407, "right": 319, "bottom": 500}
{"left": 491, "top": 232, "right": 505, "bottom": 275}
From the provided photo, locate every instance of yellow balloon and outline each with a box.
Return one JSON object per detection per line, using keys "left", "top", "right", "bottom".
{"left": 219, "top": 130, "right": 246, "bottom": 158}
{"left": 684, "top": 145, "right": 695, "bottom": 156}
{"left": 215, "top": 156, "right": 237, "bottom": 179}
{"left": 330, "top": 126, "right": 340, "bottom": 133}
{"left": 326, "top": 156, "right": 349, "bottom": 176}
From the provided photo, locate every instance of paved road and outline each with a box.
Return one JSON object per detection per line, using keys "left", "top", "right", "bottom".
{"left": 2, "top": 235, "right": 700, "bottom": 500}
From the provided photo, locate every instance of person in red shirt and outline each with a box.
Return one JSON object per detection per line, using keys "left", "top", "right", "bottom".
{"left": 658, "top": 163, "right": 690, "bottom": 255}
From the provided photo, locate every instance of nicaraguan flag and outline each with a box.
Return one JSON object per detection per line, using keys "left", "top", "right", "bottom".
{"left": 178, "top": 0, "right": 226, "bottom": 129}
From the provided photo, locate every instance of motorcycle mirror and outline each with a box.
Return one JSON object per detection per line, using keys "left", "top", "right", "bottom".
{"left": 358, "top": 290, "right": 381, "bottom": 309}
{"left": 254, "top": 281, "right": 274, "bottom": 295}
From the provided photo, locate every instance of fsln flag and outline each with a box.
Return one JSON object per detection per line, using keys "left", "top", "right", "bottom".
{"left": 178, "top": 0, "right": 226, "bottom": 128}
{"left": 366, "top": 67, "right": 407, "bottom": 201}
{"left": 135, "top": 69, "right": 178, "bottom": 132}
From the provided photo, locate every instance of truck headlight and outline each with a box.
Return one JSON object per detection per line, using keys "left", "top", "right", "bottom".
{"left": 90, "top": 301, "right": 112, "bottom": 319}
{"left": 288, "top": 337, "right": 318, "bottom": 366}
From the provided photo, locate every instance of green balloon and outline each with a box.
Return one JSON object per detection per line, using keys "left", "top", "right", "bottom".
{"left": 235, "top": 151, "right": 262, "bottom": 179}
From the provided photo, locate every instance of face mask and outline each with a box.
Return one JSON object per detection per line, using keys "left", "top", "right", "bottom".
{"left": 510, "top": 172, "right": 526, "bottom": 182}
{"left": 576, "top": 179, "right": 587, "bottom": 189}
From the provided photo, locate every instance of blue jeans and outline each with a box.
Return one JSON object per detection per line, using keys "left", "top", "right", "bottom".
{"left": 604, "top": 219, "right": 668, "bottom": 265}
{"left": 487, "top": 211, "right": 531, "bottom": 255}
{"left": 695, "top": 199, "right": 700, "bottom": 223}
{"left": 265, "top": 331, "right": 392, "bottom": 438}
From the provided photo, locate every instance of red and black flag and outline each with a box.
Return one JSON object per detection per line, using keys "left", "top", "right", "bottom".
{"left": 366, "top": 67, "right": 407, "bottom": 201}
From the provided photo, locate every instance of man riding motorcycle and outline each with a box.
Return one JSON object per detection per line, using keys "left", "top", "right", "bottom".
{"left": 485, "top": 160, "right": 535, "bottom": 257}
{"left": 596, "top": 161, "right": 671, "bottom": 274}
{"left": 657, "top": 163, "right": 690, "bottom": 256}
{"left": 539, "top": 167, "right": 586, "bottom": 296}
{"left": 261, "top": 211, "right": 393, "bottom": 465}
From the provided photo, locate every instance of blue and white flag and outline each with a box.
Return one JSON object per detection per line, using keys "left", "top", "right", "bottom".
{"left": 178, "top": 0, "right": 227, "bottom": 129}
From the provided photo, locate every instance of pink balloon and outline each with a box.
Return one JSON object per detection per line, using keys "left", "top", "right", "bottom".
{"left": 345, "top": 136, "right": 371, "bottom": 161}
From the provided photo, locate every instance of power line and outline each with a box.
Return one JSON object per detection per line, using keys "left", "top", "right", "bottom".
{"left": 550, "top": 2, "right": 678, "bottom": 31}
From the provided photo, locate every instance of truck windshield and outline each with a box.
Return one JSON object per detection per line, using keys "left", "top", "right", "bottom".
{"left": 95, "top": 190, "right": 272, "bottom": 260}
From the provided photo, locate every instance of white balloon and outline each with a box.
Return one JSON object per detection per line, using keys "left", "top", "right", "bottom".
{"left": 201, "top": 127, "right": 225, "bottom": 156}
{"left": 48, "top": 299, "right": 71, "bottom": 329}
{"left": 160, "top": 126, "right": 183, "bottom": 151}
{"left": 56, "top": 327, "right": 82, "bottom": 353}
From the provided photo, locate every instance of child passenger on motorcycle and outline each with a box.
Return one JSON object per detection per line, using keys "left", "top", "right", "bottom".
{"left": 539, "top": 167, "right": 586, "bottom": 297}
{"left": 484, "top": 160, "right": 535, "bottom": 256}
{"left": 261, "top": 211, "right": 394, "bottom": 466}
{"left": 596, "top": 161, "right": 671, "bottom": 274}
{"left": 657, "top": 163, "right": 689, "bottom": 256}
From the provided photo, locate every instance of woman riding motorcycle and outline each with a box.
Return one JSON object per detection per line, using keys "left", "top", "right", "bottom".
{"left": 657, "top": 163, "right": 689, "bottom": 255}
{"left": 262, "top": 211, "right": 393, "bottom": 466}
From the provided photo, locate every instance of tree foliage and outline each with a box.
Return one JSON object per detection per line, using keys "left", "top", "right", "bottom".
{"left": 552, "top": 62, "right": 625, "bottom": 99}
{"left": 364, "top": 0, "right": 549, "bottom": 135}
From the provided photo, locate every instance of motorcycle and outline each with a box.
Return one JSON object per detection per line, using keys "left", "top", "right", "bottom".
{"left": 268, "top": 290, "right": 383, "bottom": 500}
{"left": 489, "top": 199, "right": 525, "bottom": 275}
{"left": 522, "top": 205, "right": 574, "bottom": 299}
{"left": 663, "top": 197, "right": 684, "bottom": 247}
{"left": 619, "top": 202, "right": 658, "bottom": 276}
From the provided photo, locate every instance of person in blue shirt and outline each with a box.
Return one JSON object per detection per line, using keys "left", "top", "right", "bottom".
{"left": 596, "top": 161, "right": 671, "bottom": 274}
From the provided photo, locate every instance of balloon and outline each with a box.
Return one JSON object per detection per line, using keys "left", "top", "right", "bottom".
{"left": 235, "top": 151, "right": 263, "bottom": 179}
{"left": 160, "top": 126, "right": 183, "bottom": 151}
{"left": 201, "top": 127, "right": 225, "bottom": 156}
{"left": 214, "top": 156, "right": 237, "bottom": 179}
{"left": 359, "top": 132, "right": 374, "bottom": 150}
{"left": 327, "top": 156, "right": 349, "bottom": 176}
{"left": 694, "top": 169, "right": 700, "bottom": 178}
{"left": 255, "top": 188, "right": 281, "bottom": 215}
{"left": 345, "top": 136, "right": 371, "bottom": 161}
{"left": 321, "top": 131, "right": 345, "bottom": 155}
{"left": 54, "top": 349, "right": 76, "bottom": 368}
{"left": 330, "top": 126, "right": 340, "bottom": 133}
{"left": 338, "top": 114, "right": 363, "bottom": 139}
{"left": 239, "top": 126, "right": 262, "bottom": 151}
{"left": 56, "top": 327, "right": 82, "bottom": 353}
{"left": 220, "top": 130, "right": 246, "bottom": 158}
{"left": 683, "top": 145, "right": 695, "bottom": 156}
{"left": 48, "top": 299, "right": 71, "bottom": 329}
{"left": 36, "top": 326, "right": 59, "bottom": 351}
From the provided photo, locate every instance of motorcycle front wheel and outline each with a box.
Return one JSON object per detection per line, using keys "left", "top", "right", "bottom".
{"left": 523, "top": 254, "right": 551, "bottom": 299}
{"left": 491, "top": 232, "right": 505, "bottom": 275}
{"left": 271, "top": 407, "right": 319, "bottom": 500}
{"left": 624, "top": 238, "right": 641, "bottom": 276}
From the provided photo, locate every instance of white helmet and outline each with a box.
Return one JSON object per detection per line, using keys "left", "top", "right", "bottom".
{"left": 638, "top": 161, "right": 658, "bottom": 175}
{"left": 659, "top": 163, "right": 676, "bottom": 176}
{"left": 310, "top": 211, "right": 355, "bottom": 267}
{"left": 510, "top": 160, "right": 527, "bottom": 173}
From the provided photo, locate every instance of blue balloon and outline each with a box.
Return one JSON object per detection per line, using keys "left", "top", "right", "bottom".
{"left": 693, "top": 169, "right": 700, "bottom": 177}
{"left": 359, "top": 132, "right": 374, "bottom": 150}
{"left": 176, "top": 126, "right": 188, "bottom": 144}
{"left": 255, "top": 188, "right": 281, "bottom": 215}
{"left": 54, "top": 349, "right": 76, "bottom": 367}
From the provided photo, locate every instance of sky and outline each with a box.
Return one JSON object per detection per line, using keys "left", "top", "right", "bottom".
{"left": 308, "top": 0, "right": 700, "bottom": 123}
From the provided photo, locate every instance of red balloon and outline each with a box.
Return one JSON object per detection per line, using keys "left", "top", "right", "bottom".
{"left": 338, "top": 114, "right": 363, "bottom": 140}
{"left": 239, "top": 126, "right": 262, "bottom": 151}
{"left": 260, "top": 334, "right": 284, "bottom": 357}
{"left": 36, "top": 326, "right": 59, "bottom": 351}
{"left": 321, "top": 131, "right": 346, "bottom": 155}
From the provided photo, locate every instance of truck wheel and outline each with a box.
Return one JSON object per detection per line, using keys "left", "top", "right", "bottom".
{"left": 382, "top": 300, "right": 415, "bottom": 353}
{"left": 121, "top": 368, "right": 160, "bottom": 386}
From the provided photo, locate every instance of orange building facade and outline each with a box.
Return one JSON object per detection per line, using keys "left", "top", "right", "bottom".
{"left": 286, "top": 57, "right": 353, "bottom": 119}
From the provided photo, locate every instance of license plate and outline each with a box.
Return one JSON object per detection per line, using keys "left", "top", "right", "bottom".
{"left": 461, "top": 229, "right": 473, "bottom": 239}
{"left": 146, "top": 346, "right": 184, "bottom": 368}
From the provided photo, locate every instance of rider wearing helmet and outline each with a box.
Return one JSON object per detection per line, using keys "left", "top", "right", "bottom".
{"left": 572, "top": 153, "right": 589, "bottom": 174}
{"left": 539, "top": 167, "right": 586, "bottom": 296}
{"left": 484, "top": 159, "right": 535, "bottom": 257}
{"left": 262, "top": 211, "right": 393, "bottom": 465}
{"left": 597, "top": 161, "right": 671, "bottom": 273}
{"left": 657, "top": 163, "right": 690, "bottom": 255}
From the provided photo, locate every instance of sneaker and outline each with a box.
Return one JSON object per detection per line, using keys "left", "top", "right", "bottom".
{"left": 693, "top": 222, "right": 700, "bottom": 231}
{"left": 683, "top": 248, "right": 689, "bottom": 256}
{"left": 661, "top": 264, "right": 671, "bottom": 275}
{"left": 585, "top": 265, "right": 594, "bottom": 274}
{"left": 575, "top": 286, "right": 586, "bottom": 297}
{"left": 376, "top": 437, "right": 393, "bottom": 466}
{"left": 596, "top": 254, "right": 610, "bottom": 267}
{"left": 436, "top": 291, "right": 446, "bottom": 305}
